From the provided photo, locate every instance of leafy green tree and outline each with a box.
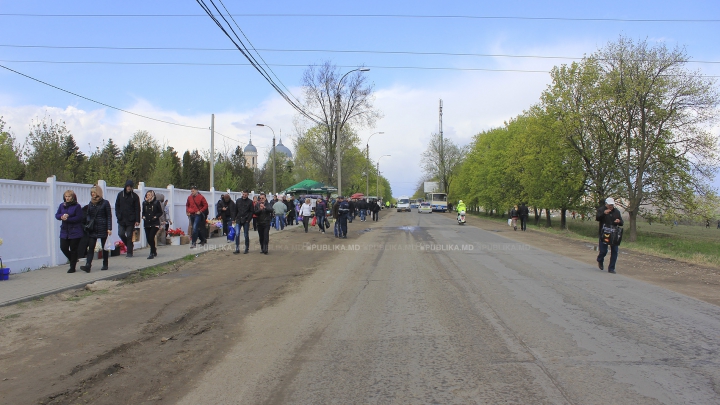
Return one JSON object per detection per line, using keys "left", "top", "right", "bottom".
{"left": 294, "top": 125, "right": 360, "bottom": 189}
{"left": 122, "top": 130, "right": 160, "bottom": 185}
{"left": 24, "top": 116, "right": 71, "bottom": 181}
{"left": 85, "top": 139, "right": 124, "bottom": 186}
{"left": 181, "top": 150, "right": 209, "bottom": 190}
{"left": 0, "top": 117, "right": 25, "bottom": 180}
{"left": 148, "top": 146, "right": 181, "bottom": 187}
{"left": 258, "top": 150, "right": 295, "bottom": 194}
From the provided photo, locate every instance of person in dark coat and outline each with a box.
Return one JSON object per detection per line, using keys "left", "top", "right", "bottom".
{"left": 142, "top": 190, "right": 163, "bottom": 259}
{"left": 234, "top": 190, "right": 253, "bottom": 254}
{"left": 55, "top": 190, "right": 84, "bottom": 273}
{"left": 285, "top": 195, "right": 296, "bottom": 228}
{"left": 357, "top": 198, "right": 368, "bottom": 222}
{"left": 596, "top": 197, "right": 624, "bottom": 274}
{"left": 80, "top": 185, "right": 113, "bottom": 272}
{"left": 519, "top": 203, "right": 530, "bottom": 231}
{"left": 315, "top": 196, "right": 327, "bottom": 233}
{"left": 115, "top": 180, "right": 140, "bottom": 258}
{"left": 337, "top": 196, "right": 350, "bottom": 238}
{"left": 216, "top": 193, "right": 236, "bottom": 237}
{"left": 254, "top": 193, "right": 274, "bottom": 254}
{"left": 370, "top": 199, "right": 380, "bottom": 221}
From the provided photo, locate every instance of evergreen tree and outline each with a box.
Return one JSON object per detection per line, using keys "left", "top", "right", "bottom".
{"left": 0, "top": 117, "right": 25, "bottom": 180}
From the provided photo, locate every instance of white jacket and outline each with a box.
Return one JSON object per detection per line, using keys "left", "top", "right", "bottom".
{"left": 299, "top": 203, "right": 313, "bottom": 217}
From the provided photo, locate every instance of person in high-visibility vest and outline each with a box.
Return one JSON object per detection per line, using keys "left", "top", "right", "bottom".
{"left": 385, "top": 201, "right": 390, "bottom": 209}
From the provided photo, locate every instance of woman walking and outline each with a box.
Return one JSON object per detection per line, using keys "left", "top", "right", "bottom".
{"left": 510, "top": 205, "right": 519, "bottom": 231}
{"left": 299, "top": 198, "right": 313, "bottom": 233}
{"left": 80, "top": 185, "right": 112, "bottom": 272}
{"left": 55, "top": 190, "right": 84, "bottom": 273}
{"left": 142, "top": 190, "right": 163, "bottom": 259}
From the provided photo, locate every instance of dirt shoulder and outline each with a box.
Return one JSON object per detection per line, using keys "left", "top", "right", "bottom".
{"left": 0, "top": 225, "right": 338, "bottom": 405}
{"left": 458, "top": 212, "right": 720, "bottom": 306}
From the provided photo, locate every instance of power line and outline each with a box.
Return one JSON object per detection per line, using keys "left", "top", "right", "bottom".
{"left": 3, "top": 60, "right": 719, "bottom": 77}
{"left": 0, "top": 13, "right": 718, "bottom": 23}
{"left": 0, "top": 64, "right": 210, "bottom": 130}
{"left": 3, "top": 44, "right": 718, "bottom": 64}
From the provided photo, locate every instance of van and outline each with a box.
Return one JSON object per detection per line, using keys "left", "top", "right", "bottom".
{"left": 396, "top": 196, "right": 411, "bottom": 212}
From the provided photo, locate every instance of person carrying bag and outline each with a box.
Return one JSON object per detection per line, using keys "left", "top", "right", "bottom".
{"left": 596, "top": 197, "right": 624, "bottom": 274}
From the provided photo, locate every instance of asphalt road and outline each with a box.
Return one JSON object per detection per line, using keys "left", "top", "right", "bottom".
{"left": 179, "top": 210, "right": 720, "bottom": 404}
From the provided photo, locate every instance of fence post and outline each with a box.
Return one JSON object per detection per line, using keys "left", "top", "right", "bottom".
{"left": 47, "top": 176, "right": 58, "bottom": 267}
{"left": 138, "top": 182, "right": 146, "bottom": 249}
{"left": 210, "top": 186, "right": 216, "bottom": 218}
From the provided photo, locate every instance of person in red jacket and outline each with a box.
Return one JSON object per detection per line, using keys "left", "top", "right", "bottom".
{"left": 186, "top": 186, "right": 208, "bottom": 248}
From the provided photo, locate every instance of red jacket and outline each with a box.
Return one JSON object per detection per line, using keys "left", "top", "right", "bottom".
{"left": 186, "top": 193, "right": 208, "bottom": 216}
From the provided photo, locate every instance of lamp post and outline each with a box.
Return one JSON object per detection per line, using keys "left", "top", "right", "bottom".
{"left": 366, "top": 131, "right": 384, "bottom": 196}
{"left": 377, "top": 154, "right": 391, "bottom": 200}
{"left": 336, "top": 67, "right": 370, "bottom": 196}
{"left": 256, "top": 124, "right": 276, "bottom": 195}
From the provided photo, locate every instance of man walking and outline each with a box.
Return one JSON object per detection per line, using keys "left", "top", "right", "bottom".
{"left": 186, "top": 186, "right": 208, "bottom": 248}
{"left": 519, "top": 202, "right": 530, "bottom": 231}
{"left": 596, "top": 197, "right": 623, "bottom": 274}
{"left": 254, "top": 193, "right": 273, "bottom": 254}
{"left": 357, "top": 198, "right": 368, "bottom": 222}
{"left": 233, "top": 190, "right": 253, "bottom": 254}
{"left": 337, "top": 196, "right": 350, "bottom": 238}
{"left": 273, "top": 196, "right": 288, "bottom": 230}
{"left": 216, "top": 193, "right": 235, "bottom": 239}
{"left": 316, "top": 196, "right": 327, "bottom": 234}
{"left": 115, "top": 180, "right": 140, "bottom": 258}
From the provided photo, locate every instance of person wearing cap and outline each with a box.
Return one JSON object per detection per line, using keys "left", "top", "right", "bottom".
{"left": 337, "top": 196, "right": 350, "bottom": 238}
{"left": 115, "top": 179, "right": 140, "bottom": 258}
{"left": 596, "top": 197, "right": 623, "bottom": 274}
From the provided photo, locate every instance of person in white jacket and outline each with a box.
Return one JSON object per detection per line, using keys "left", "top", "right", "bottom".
{"left": 299, "top": 198, "right": 313, "bottom": 233}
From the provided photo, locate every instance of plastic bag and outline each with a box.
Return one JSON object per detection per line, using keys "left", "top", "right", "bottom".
{"left": 311, "top": 216, "right": 317, "bottom": 227}
{"left": 103, "top": 238, "right": 114, "bottom": 252}
{"left": 227, "top": 225, "right": 236, "bottom": 242}
{"left": 508, "top": 218, "right": 512, "bottom": 226}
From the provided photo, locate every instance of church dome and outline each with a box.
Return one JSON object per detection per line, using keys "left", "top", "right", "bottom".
{"left": 244, "top": 139, "right": 257, "bottom": 154}
{"left": 276, "top": 139, "right": 293, "bottom": 159}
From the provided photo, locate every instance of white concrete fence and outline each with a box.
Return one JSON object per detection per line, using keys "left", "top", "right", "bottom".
{"left": 0, "top": 177, "right": 253, "bottom": 273}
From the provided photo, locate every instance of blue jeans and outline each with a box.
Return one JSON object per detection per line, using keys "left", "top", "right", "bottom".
{"left": 235, "top": 221, "right": 250, "bottom": 249}
{"left": 278, "top": 215, "right": 286, "bottom": 230}
{"left": 317, "top": 214, "right": 326, "bottom": 232}
{"left": 359, "top": 210, "right": 366, "bottom": 221}
{"left": 597, "top": 237, "right": 618, "bottom": 271}
{"left": 191, "top": 214, "right": 206, "bottom": 245}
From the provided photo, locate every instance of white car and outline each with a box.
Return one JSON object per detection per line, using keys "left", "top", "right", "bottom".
{"left": 396, "top": 197, "right": 411, "bottom": 212}
{"left": 418, "top": 202, "right": 432, "bottom": 213}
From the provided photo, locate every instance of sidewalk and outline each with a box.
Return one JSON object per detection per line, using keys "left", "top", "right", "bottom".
{"left": 0, "top": 224, "right": 297, "bottom": 307}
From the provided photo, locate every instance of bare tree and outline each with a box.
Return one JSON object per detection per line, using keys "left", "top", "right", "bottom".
{"left": 300, "top": 61, "right": 381, "bottom": 189}
{"left": 421, "top": 133, "right": 465, "bottom": 194}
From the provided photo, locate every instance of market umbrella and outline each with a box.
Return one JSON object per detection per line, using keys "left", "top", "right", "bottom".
{"left": 281, "top": 179, "right": 325, "bottom": 194}
{"left": 350, "top": 193, "right": 365, "bottom": 199}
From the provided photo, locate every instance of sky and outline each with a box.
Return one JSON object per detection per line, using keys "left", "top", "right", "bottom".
{"left": 1, "top": 0, "right": 719, "bottom": 196}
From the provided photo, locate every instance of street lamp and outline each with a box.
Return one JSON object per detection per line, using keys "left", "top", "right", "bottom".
{"left": 377, "top": 154, "right": 391, "bottom": 200}
{"left": 366, "top": 131, "right": 384, "bottom": 196}
{"left": 256, "top": 123, "right": 276, "bottom": 196}
{"left": 336, "top": 67, "right": 370, "bottom": 196}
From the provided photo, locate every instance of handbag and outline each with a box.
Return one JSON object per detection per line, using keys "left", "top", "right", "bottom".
{"left": 84, "top": 205, "right": 100, "bottom": 233}
{"left": 602, "top": 225, "right": 623, "bottom": 246}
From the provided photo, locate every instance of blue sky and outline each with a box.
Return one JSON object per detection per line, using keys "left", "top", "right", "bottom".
{"left": 1, "top": 0, "right": 719, "bottom": 195}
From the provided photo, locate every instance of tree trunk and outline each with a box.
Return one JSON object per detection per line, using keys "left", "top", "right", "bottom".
{"left": 534, "top": 207, "right": 540, "bottom": 225}
{"left": 545, "top": 209, "right": 552, "bottom": 228}
{"left": 628, "top": 209, "right": 638, "bottom": 242}
{"left": 560, "top": 208, "right": 567, "bottom": 229}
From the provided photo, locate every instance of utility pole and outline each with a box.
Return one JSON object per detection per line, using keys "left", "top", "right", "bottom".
{"left": 272, "top": 135, "right": 277, "bottom": 196}
{"left": 210, "top": 113, "right": 215, "bottom": 190}
{"left": 439, "top": 99, "right": 445, "bottom": 193}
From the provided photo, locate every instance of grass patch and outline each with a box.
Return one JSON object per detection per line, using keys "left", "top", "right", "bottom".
{"left": 66, "top": 289, "right": 109, "bottom": 302}
{"left": 122, "top": 255, "right": 194, "bottom": 285}
{"left": 1, "top": 313, "right": 22, "bottom": 321}
{"left": 469, "top": 211, "right": 720, "bottom": 267}
{"left": 183, "top": 254, "right": 196, "bottom": 261}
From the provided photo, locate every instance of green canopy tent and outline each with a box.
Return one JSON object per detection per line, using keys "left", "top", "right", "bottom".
{"left": 281, "top": 179, "right": 326, "bottom": 194}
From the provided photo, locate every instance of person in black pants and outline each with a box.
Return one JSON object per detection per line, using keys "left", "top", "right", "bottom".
{"left": 254, "top": 193, "right": 273, "bottom": 254}
{"left": 55, "top": 190, "right": 84, "bottom": 273}
{"left": 115, "top": 180, "right": 140, "bottom": 258}
{"left": 142, "top": 190, "right": 163, "bottom": 259}
{"left": 234, "top": 190, "right": 254, "bottom": 254}
{"left": 596, "top": 197, "right": 624, "bottom": 274}
{"left": 337, "top": 196, "right": 350, "bottom": 238}
{"left": 216, "top": 193, "right": 236, "bottom": 238}
{"left": 519, "top": 203, "right": 530, "bottom": 231}
{"left": 80, "top": 185, "right": 112, "bottom": 272}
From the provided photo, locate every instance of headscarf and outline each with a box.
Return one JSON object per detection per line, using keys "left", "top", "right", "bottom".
{"left": 90, "top": 185, "right": 104, "bottom": 204}
{"left": 63, "top": 190, "right": 77, "bottom": 207}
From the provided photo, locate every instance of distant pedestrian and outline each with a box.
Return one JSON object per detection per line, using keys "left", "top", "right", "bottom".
{"left": 156, "top": 193, "right": 171, "bottom": 246}
{"left": 186, "top": 186, "right": 208, "bottom": 248}
{"left": 717, "top": 220, "right": 720, "bottom": 229}
{"left": 706, "top": 219, "right": 710, "bottom": 229}
{"left": 337, "top": 196, "right": 350, "bottom": 238}
{"left": 357, "top": 198, "right": 368, "bottom": 222}
{"left": 370, "top": 199, "right": 380, "bottom": 221}
{"left": 300, "top": 198, "right": 313, "bottom": 233}
{"left": 251, "top": 195, "right": 258, "bottom": 231}
{"left": 233, "top": 190, "right": 253, "bottom": 254}
{"left": 115, "top": 180, "right": 140, "bottom": 258}
{"left": 55, "top": 190, "right": 83, "bottom": 273}
{"left": 285, "top": 195, "right": 296, "bottom": 227}
{"left": 142, "top": 190, "right": 163, "bottom": 259}
{"left": 216, "top": 193, "right": 236, "bottom": 238}
{"left": 316, "top": 196, "right": 328, "bottom": 233}
{"left": 519, "top": 202, "right": 529, "bottom": 231}
{"left": 80, "top": 185, "right": 112, "bottom": 273}
{"left": 596, "top": 197, "right": 623, "bottom": 274}
{"left": 510, "top": 205, "right": 519, "bottom": 231}
{"left": 254, "top": 193, "right": 273, "bottom": 254}
{"left": 273, "top": 196, "right": 288, "bottom": 230}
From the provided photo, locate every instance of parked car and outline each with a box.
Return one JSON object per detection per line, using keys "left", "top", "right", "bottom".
{"left": 418, "top": 202, "right": 432, "bottom": 214}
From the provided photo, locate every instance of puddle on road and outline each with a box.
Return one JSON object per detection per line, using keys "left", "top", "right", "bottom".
{"left": 357, "top": 228, "right": 374, "bottom": 234}
{"left": 397, "top": 226, "right": 418, "bottom": 232}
